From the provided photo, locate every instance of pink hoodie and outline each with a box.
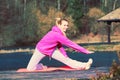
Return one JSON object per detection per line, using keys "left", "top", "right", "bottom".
{"left": 36, "top": 26, "right": 90, "bottom": 57}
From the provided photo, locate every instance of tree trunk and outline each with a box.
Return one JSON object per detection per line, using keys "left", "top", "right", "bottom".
{"left": 113, "top": 0, "right": 117, "bottom": 10}
{"left": 57, "top": 0, "right": 60, "bottom": 10}
{"left": 104, "top": 0, "right": 107, "bottom": 7}
{"left": 24, "top": 0, "right": 26, "bottom": 20}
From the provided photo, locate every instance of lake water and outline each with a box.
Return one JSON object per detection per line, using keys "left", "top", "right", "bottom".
{"left": 0, "top": 51, "right": 119, "bottom": 80}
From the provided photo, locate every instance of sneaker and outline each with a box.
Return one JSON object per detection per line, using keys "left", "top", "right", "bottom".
{"left": 36, "top": 63, "right": 47, "bottom": 70}
{"left": 85, "top": 58, "right": 93, "bottom": 70}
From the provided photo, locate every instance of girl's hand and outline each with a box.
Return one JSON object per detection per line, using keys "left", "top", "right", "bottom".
{"left": 88, "top": 51, "right": 94, "bottom": 54}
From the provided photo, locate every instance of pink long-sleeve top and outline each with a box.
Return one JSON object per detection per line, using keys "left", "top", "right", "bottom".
{"left": 36, "top": 26, "right": 90, "bottom": 57}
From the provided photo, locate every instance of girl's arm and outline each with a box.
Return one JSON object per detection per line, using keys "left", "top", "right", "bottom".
{"left": 56, "top": 33, "right": 93, "bottom": 54}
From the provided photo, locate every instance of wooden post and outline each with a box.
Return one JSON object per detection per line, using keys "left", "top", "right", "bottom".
{"left": 107, "top": 22, "right": 111, "bottom": 44}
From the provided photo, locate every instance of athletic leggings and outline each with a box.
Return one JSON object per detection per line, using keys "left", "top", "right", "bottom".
{"left": 27, "top": 48, "right": 87, "bottom": 71}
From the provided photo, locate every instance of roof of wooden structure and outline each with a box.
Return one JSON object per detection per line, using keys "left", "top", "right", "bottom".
{"left": 97, "top": 8, "right": 120, "bottom": 23}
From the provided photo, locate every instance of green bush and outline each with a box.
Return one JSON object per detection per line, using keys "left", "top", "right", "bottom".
{"left": 1, "top": 25, "right": 17, "bottom": 46}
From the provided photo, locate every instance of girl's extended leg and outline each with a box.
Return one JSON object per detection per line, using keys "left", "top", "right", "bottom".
{"left": 51, "top": 49, "right": 92, "bottom": 70}
{"left": 27, "top": 48, "right": 46, "bottom": 71}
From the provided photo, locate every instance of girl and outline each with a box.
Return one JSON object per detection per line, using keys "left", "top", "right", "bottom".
{"left": 27, "top": 18, "right": 93, "bottom": 71}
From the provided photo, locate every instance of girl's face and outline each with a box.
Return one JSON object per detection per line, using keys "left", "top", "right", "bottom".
{"left": 59, "top": 20, "right": 68, "bottom": 32}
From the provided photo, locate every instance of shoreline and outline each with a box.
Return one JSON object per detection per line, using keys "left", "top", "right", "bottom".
{"left": 0, "top": 41, "right": 120, "bottom": 54}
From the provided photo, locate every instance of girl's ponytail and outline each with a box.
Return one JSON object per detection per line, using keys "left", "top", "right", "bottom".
{"left": 55, "top": 18, "right": 61, "bottom": 26}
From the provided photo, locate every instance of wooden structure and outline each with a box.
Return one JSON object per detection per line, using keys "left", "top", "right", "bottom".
{"left": 97, "top": 8, "right": 120, "bottom": 43}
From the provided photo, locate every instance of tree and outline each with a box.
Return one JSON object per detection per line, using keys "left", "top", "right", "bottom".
{"left": 67, "top": 0, "right": 84, "bottom": 31}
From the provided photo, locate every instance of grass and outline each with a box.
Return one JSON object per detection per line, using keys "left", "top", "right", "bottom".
{"left": 85, "top": 44, "right": 117, "bottom": 51}
{"left": 0, "top": 48, "right": 34, "bottom": 54}
{"left": 0, "top": 42, "right": 120, "bottom": 54}
{"left": 66, "top": 42, "right": 120, "bottom": 53}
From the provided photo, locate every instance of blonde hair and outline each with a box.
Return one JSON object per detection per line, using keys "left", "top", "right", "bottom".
{"left": 55, "top": 18, "right": 68, "bottom": 26}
